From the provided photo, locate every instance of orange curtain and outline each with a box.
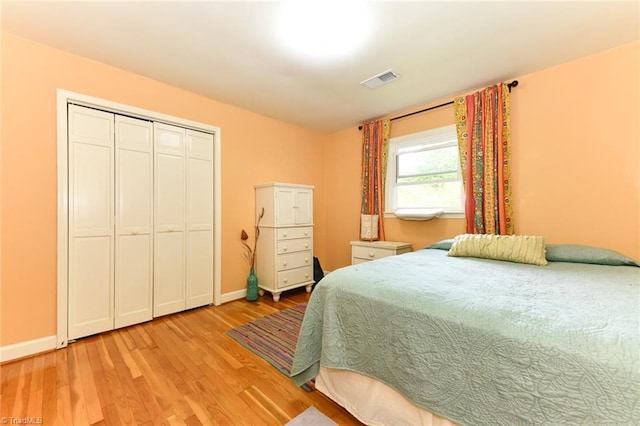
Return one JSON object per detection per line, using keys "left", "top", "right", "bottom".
{"left": 454, "top": 83, "right": 513, "bottom": 235}
{"left": 361, "top": 119, "right": 390, "bottom": 240}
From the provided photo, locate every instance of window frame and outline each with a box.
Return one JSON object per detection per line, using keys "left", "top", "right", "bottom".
{"left": 385, "top": 124, "right": 465, "bottom": 218}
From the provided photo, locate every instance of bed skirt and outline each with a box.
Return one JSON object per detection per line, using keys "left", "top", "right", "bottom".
{"left": 316, "top": 367, "right": 457, "bottom": 426}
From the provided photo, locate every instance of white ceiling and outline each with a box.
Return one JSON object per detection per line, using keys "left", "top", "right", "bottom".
{"left": 2, "top": 1, "right": 639, "bottom": 133}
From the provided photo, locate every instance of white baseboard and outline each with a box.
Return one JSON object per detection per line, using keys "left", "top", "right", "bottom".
{"left": 220, "top": 289, "right": 247, "bottom": 304}
{"left": 0, "top": 335, "right": 57, "bottom": 363}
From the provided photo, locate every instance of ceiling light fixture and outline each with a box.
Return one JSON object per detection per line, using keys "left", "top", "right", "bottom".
{"left": 278, "top": 0, "right": 370, "bottom": 60}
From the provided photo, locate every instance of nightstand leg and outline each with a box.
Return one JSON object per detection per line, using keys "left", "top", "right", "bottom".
{"left": 305, "top": 284, "right": 313, "bottom": 293}
{"left": 258, "top": 289, "right": 265, "bottom": 296}
{"left": 272, "top": 292, "right": 281, "bottom": 302}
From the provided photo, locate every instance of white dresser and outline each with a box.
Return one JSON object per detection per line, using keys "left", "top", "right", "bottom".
{"left": 255, "top": 183, "right": 314, "bottom": 302}
{"left": 351, "top": 240, "right": 412, "bottom": 265}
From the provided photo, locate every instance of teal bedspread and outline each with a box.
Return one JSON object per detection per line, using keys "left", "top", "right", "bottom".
{"left": 290, "top": 249, "right": 640, "bottom": 425}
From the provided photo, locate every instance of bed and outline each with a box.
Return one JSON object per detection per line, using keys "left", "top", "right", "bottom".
{"left": 290, "top": 240, "right": 640, "bottom": 425}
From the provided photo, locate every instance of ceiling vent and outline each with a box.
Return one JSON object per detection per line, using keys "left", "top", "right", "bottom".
{"left": 361, "top": 69, "right": 399, "bottom": 89}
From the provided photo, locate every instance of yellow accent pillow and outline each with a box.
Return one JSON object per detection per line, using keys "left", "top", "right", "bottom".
{"left": 448, "top": 234, "right": 548, "bottom": 266}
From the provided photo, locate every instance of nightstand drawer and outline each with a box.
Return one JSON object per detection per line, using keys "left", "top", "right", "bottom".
{"left": 276, "top": 251, "right": 312, "bottom": 272}
{"left": 352, "top": 245, "right": 397, "bottom": 261}
{"left": 350, "top": 241, "right": 412, "bottom": 265}
{"left": 277, "top": 227, "right": 312, "bottom": 240}
{"left": 277, "top": 266, "right": 313, "bottom": 289}
{"left": 277, "top": 238, "right": 312, "bottom": 254}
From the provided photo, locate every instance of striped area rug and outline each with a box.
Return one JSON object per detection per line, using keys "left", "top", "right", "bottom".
{"left": 226, "top": 303, "right": 314, "bottom": 391}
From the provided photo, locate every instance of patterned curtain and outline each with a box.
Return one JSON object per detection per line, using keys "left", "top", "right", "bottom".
{"left": 361, "top": 119, "right": 390, "bottom": 240}
{"left": 454, "top": 83, "right": 514, "bottom": 235}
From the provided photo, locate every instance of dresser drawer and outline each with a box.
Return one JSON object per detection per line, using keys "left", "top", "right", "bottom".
{"left": 352, "top": 245, "right": 398, "bottom": 261}
{"left": 277, "top": 227, "right": 312, "bottom": 240}
{"left": 277, "top": 266, "right": 313, "bottom": 289}
{"left": 277, "top": 238, "right": 312, "bottom": 254}
{"left": 276, "top": 251, "right": 312, "bottom": 271}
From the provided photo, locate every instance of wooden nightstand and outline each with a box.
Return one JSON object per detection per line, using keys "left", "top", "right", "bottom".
{"left": 350, "top": 241, "right": 412, "bottom": 265}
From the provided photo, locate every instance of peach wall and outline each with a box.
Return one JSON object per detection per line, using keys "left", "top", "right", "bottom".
{"left": 0, "top": 33, "right": 326, "bottom": 346}
{"left": 323, "top": 41, "right": 639, "bottom": 271}
{"left": 511, "top": 42, "right": 638, "bottom": 257}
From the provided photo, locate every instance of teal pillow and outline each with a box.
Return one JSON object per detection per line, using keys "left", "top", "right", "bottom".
{"left": 545, "top": 244, "right": 640, "bottom": 267}
{"left": 427, "top": 239, "right": 455, "bottom": 250}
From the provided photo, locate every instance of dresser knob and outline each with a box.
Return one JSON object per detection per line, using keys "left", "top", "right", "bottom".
{"left": 304, "top": 231, "right": 308, "bottom": 235}
{"left": 369, "top": 252, "right": 375, "bottom": 258}
{"left": 283, "top": 246, "right": 288, "bottom": 251}
{"left": 305, "top": 273, "right": 309, "bottom": 278}
{"left": 283, "top": 232, "right": 287, "bottom": 237}
{"left": 283, "top": 261, "right": 287, "bottom": 266}
{"left": 305, "top": 258, "right": 309, "bottom": 263}
{"left": 284, "top": 278, "right": 288, "bottom": 283}
{"left": 304, "top": 244, "right": 309, "bottom": 248}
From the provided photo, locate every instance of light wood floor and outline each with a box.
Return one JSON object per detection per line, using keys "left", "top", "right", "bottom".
{"left": 0, "top": 288, "right": 364, "bottom": 425}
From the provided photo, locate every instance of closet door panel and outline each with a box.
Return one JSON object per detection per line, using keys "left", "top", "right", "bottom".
{"left": 115, "top": 116, "right": 153, "bottom": 328}
{"left": 187, "top": 130, "right": 213, "bottom": 160}
{"left": 154, "top": 123, "right": 186, "bottom": 316}
{"left": 115, "top": 235, "right": 152, "bottom": 327}
{"left": 187, "top": 157, "right": 213, "bottom": 227}
{"left": 155, "top": 154, "right": 185, "bottom": 231}
{"left": 154, "top": 232, "right": 185, "bottom": 316}
{"left": 186, "top": 130, "right": 214, "bottom": 308}
{"left": 68, "top": 105, "right": 115, "bottom": 339}
{"left": 72, "top": 143, "right": 113, "bottom": 235}
{"left": 117, "top": 150, "right": 152, "bottom": 229}
{"left": 69, "top": 237, "right": 113, "bottom": 339}
{"left": 186, "top": 230, "right": 213, "bottom": 308}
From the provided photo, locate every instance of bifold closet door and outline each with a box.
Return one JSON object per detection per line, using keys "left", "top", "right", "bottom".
{"left": 154, "top": 123, "right": 186, "bottom": 317}
{"left": 153, "top": 124, "right": 214, "bottom": 316}
{"left": 186, "top": 130, "right": 214, "bottom": 309}
{"left": 68, "top": 105, "right": 115, "bottom": 340}
{"left": 114, "top": 115, "right": 153, "bottom": 328}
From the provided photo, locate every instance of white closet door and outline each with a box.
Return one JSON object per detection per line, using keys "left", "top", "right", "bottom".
{"left": 186, "top": 130, "right": 214, "bottom": 309}
{"left": 115, "top": 116, "right": 153, "bottom": 328}
{"left": 68, "top": 105, "right": 115, "bottom": 339}
{"left": 154, "top": 123, "right": 186, "bottom": 317}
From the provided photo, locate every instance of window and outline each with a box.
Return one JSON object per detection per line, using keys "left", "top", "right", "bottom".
{"left": 385, "top": 125, "right": 464, "bottom": 216}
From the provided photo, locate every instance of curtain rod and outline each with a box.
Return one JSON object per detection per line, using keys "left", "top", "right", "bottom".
{"left": 358, "top": 80, "right": 519, "bottom": 130}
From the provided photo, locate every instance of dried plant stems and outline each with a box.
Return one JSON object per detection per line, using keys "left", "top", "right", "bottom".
{"left": 241, "top": 207, "right": 265, "bottom": 270}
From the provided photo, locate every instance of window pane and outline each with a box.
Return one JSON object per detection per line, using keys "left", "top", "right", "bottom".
{"left": 396, "top": 181, "right": 463, "bottom": 209}
{"left": 397, "top": 172, "right": 457, "bottom": 183}
{"left": 397, "top": 146, "right": 459, "bottom": 177}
